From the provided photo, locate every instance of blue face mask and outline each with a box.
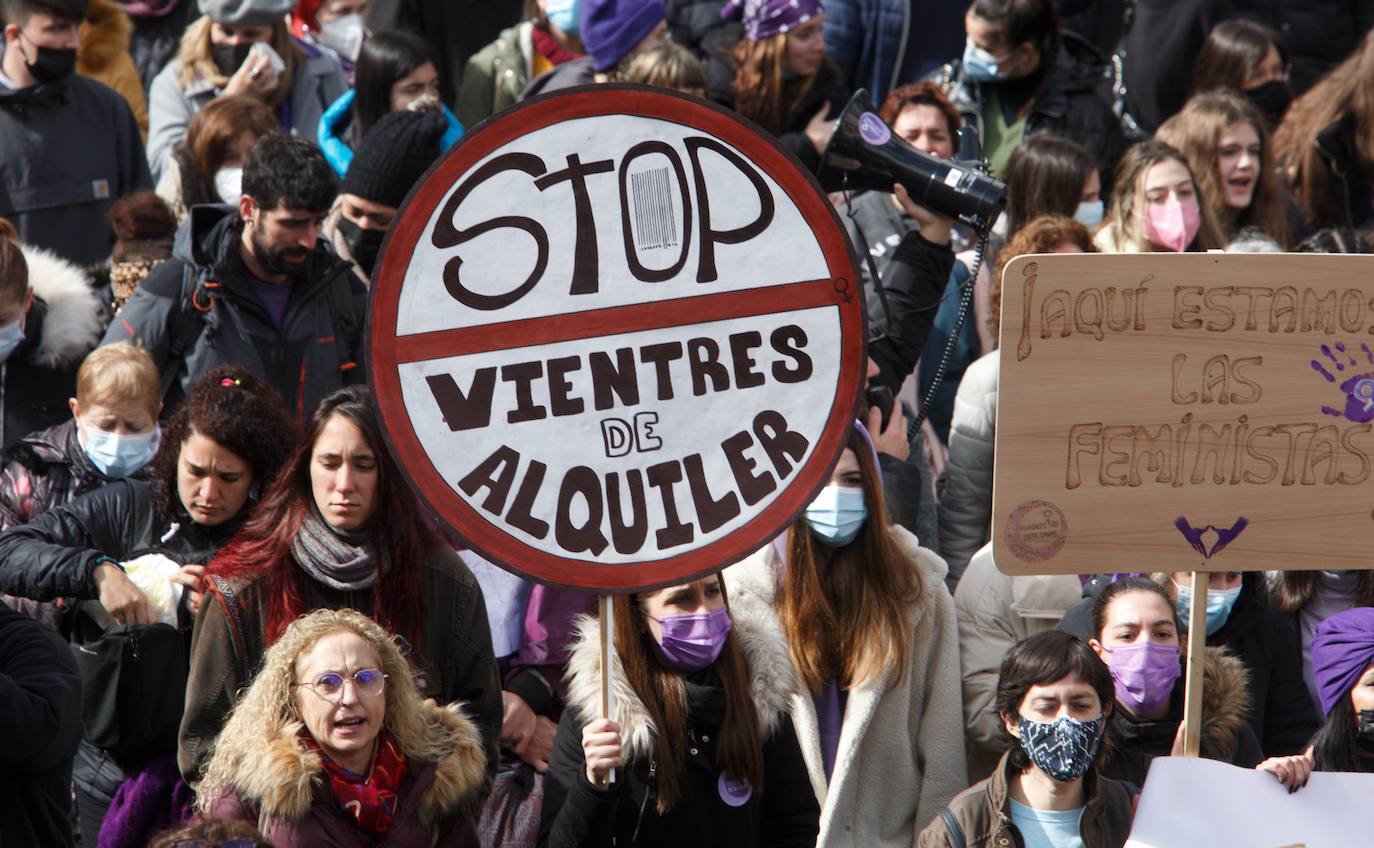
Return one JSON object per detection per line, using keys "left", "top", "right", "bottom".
{"left": 1075, "top": 199, "right": 1104, "bottom": 228}
{"left": 1175, "top": 580, "right": 1242, "bottom": 636}
{"left": 546, "top": 0, "right": 582, "bottom": 35}
{"left": 805, "top": 485, "right": 867, "bottom": 546}
{"left": 0, "top": 317, "right": 25, "bottom": 362}
{"left": 82, "top": 424, "right": 160, "bottom": 479}
{"left": 962, "top": 39, "right": 1011, "bottom": 82}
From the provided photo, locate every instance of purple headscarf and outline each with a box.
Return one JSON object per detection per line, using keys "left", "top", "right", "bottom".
{"left": 1311, "top": 607, "right": 1374, "bottom": 717}
{"left": 721, "top": 0, "right": 823, "bottom": 42}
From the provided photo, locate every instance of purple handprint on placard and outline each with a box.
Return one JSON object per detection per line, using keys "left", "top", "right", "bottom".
{"left": 1312, "top": 342, "right": 1374, "bottom": 423}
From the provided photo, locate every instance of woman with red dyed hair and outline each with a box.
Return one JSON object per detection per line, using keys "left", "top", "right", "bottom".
{"left": 177, "top": 384, "right": 502, "bottom": 788}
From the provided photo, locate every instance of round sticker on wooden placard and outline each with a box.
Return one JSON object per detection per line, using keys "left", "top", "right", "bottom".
{"left": 368, "top": 84, "right": 866, "bottom": 592}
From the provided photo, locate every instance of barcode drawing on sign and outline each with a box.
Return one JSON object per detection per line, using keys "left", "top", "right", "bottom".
{"left": 630, "top": 166, "right": 678, "bottom": 251}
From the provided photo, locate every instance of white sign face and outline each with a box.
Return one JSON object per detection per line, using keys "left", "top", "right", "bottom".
{"left": 370, "top": 86, "right": 866, "bottom": 592}
{"left": 1128, "top": 757, "right": 1374, "bottom": 847}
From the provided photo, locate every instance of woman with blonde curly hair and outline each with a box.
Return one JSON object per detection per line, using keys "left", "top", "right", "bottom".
{"left": 1157, "top": 91, "right": 1292, "bottom": 247}
{"left": 146, "top": 0, "right": 348, "bottom": 183}
{"left": 198, "top": 607, "right": 487, "bottom": 846}
{"left": 715, "top": 0, "right": 849, "bottom": 173}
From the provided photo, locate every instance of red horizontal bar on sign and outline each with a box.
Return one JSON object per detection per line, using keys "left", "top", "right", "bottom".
{"left": 390, "top": 277, "right": 848, "bottom": 363}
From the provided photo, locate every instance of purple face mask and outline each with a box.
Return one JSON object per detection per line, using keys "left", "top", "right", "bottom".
{"left": 1105, "top": 641, "right": 1181, "bottom": 717}
{"left": 644, "top": 606, "right": 733, "bottom": 672}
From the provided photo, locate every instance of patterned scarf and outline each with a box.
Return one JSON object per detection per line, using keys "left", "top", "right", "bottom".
{"left": 291, "top": 508, "right": 387, "bottom": 592}
{"left": 303, "top": 729, "right": 408, "bottom": 837}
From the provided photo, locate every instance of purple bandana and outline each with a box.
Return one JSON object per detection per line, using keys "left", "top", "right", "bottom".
{"left": 1311, "top": 607, "right": 1374, "bottom": 717}
{"left": 721, "top": 0, "right": 822, "bottom": 41}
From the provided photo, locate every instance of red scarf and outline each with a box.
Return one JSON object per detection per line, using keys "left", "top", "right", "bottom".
{"left": 303, "top": 729, "right": 408, "bottom": 837}
{"left": 531, "top": 25, "right": 582, "bottom": 66}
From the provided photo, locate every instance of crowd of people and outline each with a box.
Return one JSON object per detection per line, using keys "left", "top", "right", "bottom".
{"left": 1, "top": 0, "right": 1374, "bottom": 846}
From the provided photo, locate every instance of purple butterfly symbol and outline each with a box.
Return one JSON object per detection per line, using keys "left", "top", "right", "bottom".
{"left": 1174, "top": 516, "right": 1249, "bottom": 559}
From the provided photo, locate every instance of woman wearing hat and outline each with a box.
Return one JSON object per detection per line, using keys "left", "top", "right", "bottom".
{"left": 713, "top": 0, "right": 850, "bottom": 173}
{"left": 1309, "top": 607, "right": 1374, "bottom": 773}
{"left": 147, "top": 0, "right": 349, "bottom": 183}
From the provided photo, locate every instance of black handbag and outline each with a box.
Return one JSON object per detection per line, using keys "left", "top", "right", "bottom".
{"left": 71, "top": 600, "right": 189, "bottom": 766}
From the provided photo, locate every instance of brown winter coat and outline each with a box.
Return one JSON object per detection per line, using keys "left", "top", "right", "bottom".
{"left": 206, "top": 699, "right": 485, "bottom": 847}
{"left": 178, "top": 545, "right": 503, "bottom": 793}
{"left": 79, "top": 0, "right": 148, "bottom": 140}
{"left": 916, "top": 752, "right": 1135, "bottom": 848}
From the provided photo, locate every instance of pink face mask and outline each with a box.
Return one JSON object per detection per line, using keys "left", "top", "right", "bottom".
{"left": 1144, "top": 199, "right": 1200, "bottom": 252}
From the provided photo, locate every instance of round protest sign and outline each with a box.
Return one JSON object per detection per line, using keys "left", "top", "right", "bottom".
{"left": 369, "top": 85, "right": 865, "bottom": 592}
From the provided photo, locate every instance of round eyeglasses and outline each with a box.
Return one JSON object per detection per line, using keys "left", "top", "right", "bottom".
{"left": 295, "top": 668, "right": 387, "bottom": 702}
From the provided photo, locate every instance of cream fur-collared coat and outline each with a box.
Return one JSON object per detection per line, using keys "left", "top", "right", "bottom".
{"left": 724, "top": 525, "right": 969, "bottom": 847}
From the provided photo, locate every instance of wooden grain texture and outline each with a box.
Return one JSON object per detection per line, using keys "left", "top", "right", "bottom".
{"left": 993, "top": 252, "right": 1374, "bottom": 576}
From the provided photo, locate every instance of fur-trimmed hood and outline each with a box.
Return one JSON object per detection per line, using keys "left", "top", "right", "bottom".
{"left": 563, "top": 601, "right": 800, "bottom": 765}
{"left": 78, "top": 0, "right": 134, "bottom": 76}
{"left": 19, "top": 246, "right": 104, "bottom": 370}
{"left": 217, "top": 700, "right": 487, "bottom": 827}
{"left": 1195, "top": 645, "right": 1251, "bottom": 758}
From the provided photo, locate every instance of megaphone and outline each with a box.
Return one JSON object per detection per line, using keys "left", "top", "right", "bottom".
{"left": 817, "top": 90, "right": 1006, "bottom": 229}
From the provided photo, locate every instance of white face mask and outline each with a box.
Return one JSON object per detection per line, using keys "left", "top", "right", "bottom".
{"left": 319, "top": 13, "right": 366, "bottom": 63}
{"left": 214, "top": 167, "right": 242, "bottom": 205}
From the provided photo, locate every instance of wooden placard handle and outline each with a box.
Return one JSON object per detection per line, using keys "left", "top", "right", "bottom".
{"left": 1181, "top": 571, "right": 1207, "bottom": 758}
{"left": 597, "top": 594, "right": 616, "bottom": 787}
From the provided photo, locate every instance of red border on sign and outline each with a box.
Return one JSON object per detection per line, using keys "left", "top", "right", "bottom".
{"left": 368, "top": 84, "right": 865, "bottom": 592}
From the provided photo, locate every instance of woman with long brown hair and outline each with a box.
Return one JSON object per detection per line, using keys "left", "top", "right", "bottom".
{"left": 1157, "top": 91, "right": 1292, "bottom": 247}
{"left": 1192, "top": 19, "right": 1293, "bottom": 129}
{"left": 156, "top": 95, "right": 278, "bottom": 220}
{"left": 178, "top": 384, "right": 502, "bottom": 787}
{"left": 1094, "top": 140, "right": 1226, "bottom": 254}
{"left": 539, "top": 573, "right": 820, "bottom": 847}
{"left": 715, "top": 0, "right": 849, "bottom": 173}
{"left": 147, "top": 0, "right": 348, "bottom": 183}
{"left": 725, "top": 423, "right": 966, "bottom": 847}
{"left": 1273, "top": 28, "right": 1374, "bottom": 230}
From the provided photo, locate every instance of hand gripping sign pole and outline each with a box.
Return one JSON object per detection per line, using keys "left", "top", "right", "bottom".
{"left": 368, "top": 85, "right": 866, "bottom": 785}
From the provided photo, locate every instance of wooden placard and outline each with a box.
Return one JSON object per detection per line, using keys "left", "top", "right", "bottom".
{"left": 993, "top": 253, "right": 1374, "bottom": 575}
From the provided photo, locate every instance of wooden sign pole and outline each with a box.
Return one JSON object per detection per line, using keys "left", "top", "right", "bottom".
{"left": 597, "top": 594, "right": 616, "bottom": 787}
{"left": 1181, "top": 573, "right": 1207, "bottom": 758}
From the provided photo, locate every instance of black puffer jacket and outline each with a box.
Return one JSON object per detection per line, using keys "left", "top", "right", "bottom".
{"left": 540, "top": 615, "right": 819, "bottom": 848}
{"left": 0, "top": 478, "right": 242, "bottom": 606}
{"left": 0, "top": 599, "right": 83, "bottom": 848}
{"left": 928, "top": 31, "right": 1125, "bottom": 178}
{"left": 0, "top": 420, "right": 149, "bottom": 632}
{"left": 1208, "top": 572, "right": 1318, "bottom": 757}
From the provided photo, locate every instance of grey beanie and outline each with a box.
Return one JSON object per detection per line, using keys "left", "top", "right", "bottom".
{"left": 197, "top": 0, "right": 293, "bottom": 26}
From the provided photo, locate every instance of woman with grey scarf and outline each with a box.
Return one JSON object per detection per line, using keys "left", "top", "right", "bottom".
{"left": 179, "top": 385, "right": 504, "bottom": 799}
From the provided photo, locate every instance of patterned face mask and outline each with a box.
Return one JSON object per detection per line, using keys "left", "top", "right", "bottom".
{"left": 1017, "top": 714, "right": 1106, "bottom": 783}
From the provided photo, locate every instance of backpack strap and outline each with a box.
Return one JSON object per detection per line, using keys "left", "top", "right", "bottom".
{"left": 939, "top": 807, "right": 968, "bottom": 848}
{"left": 160, "top": 265, "right": 216, "bottom": 401}
{"left": 323, "top": 267, "right": 361, "bottom": 374}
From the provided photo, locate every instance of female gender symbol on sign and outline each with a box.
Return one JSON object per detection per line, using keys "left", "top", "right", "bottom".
{"left": 368, "top": 85, "right": 866, "bottom": 593}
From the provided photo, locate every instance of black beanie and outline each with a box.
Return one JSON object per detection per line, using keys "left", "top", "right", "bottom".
{"left": 342, "top": 111, "right": 448, "bottom": 209}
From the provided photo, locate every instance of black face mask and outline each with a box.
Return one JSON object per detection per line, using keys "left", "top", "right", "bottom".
{"left": 1357, "top": 709, "right": 1374, "bottom": 743}
{"left": 211, "top": 41, "right": 254, "bottom": 77}
{"left": 19, "top": 34, "right": 76, "bottom": 85}
{"left": 1245, "top": 80, "right": 1293, "bottom": 129}
{"left": 337, "top": 216, "right": 386, "bottom": 277}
